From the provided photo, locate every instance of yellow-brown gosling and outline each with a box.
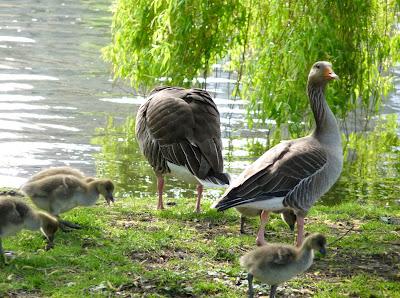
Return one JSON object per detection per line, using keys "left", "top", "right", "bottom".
{"left": 240, "top": 233, "right": 327, "bottom": 298}
{"left": 0, "top": 197, "right": 58, "bottom": 264}
{"left": 21, "top": 174, "right": 114, "bottom": 230}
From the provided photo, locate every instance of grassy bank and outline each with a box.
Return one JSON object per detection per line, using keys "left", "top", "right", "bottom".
{"left": 0, "top": 189, "right": 399, "bottom": 297}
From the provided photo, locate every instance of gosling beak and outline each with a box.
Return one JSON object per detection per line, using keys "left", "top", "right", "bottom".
{"left": 324, "top": 66, "right": 338, "bottom": 80}
{"left": 319, "top": 247, "right": 327, "bottom": 256}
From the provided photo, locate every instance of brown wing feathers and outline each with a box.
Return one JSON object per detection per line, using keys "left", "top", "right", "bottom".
{"left": 214, "top": 143, "right": 327, "bottom": 211}
{"left": 138, "top": 87, "right": 228, "bottom": 185}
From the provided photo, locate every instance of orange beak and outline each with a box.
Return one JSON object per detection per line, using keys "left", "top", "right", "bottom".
{"left": 324, "top": 66, "right": 338, "bottom": 80}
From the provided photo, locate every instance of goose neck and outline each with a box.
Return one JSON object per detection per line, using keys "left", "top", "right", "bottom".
{"left": 307, "top": 82, "right": 340, "bottom": 141}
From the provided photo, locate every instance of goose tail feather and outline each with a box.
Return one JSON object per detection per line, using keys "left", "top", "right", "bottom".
{"left": 197, "top": 172, "right": 231, "bottom": 188}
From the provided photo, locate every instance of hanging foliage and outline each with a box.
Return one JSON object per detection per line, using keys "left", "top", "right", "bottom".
{"left": 104, "top": 0, "right": 400, "bottom": 134}
{"left": 235, "top": 0, "right": 400, "bottom": 135}
{"left": 103, "top": 0, "right": 246, "bottom": 93}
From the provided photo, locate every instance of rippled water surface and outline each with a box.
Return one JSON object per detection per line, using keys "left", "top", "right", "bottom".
{"left": 0, "top": 0, "right": 399, "bottom": 206}
{"left": 0, "top": 0, "right": 131, "bottom": 186}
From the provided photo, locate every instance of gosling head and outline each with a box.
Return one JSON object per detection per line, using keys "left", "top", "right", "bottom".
{"left": 308, "top": 61, "right": 338, "bottom": 86}
{"left": 38, "top": 212, "right": 59, "bottom": 250}
{"left": 95, "top": 179, "right": 115, "bottom": 205}
{"left": 304, "top": 233, "right": 327, "bottom": 255}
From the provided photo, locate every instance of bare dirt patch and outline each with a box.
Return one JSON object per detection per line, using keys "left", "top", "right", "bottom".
{"left": 115, "top": 277, "right": 195, "bottom": 298}
{"left": 185, "top": 218, "right": 239, "bottom": 238}
{"left": 4, "top": 291, "right": 42, "bottom": 298}
{"left": 310, "top": 249, "right": 400, "bottom": 281}
{"left": 129, "top": 248, "right": 190, "bottom": 268}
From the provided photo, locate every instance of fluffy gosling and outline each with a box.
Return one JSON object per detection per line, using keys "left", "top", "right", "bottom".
{"left": 0, "top": 197, "right": 58, "bottom": 264}
{"left": 21, "top": 174, "right": 114, "bottom": 230}
{"left": 240, "top": 233, "right": 327, "bottom": 298}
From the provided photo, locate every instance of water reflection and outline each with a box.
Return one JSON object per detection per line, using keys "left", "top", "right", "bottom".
{"left": 0, "top": 36, "right": 35, "bottom": 43}
{"left": 0, "top": 0, "right": 126, "bottom": 181}
{"left": 0, "top": 74, "right": 58, "bottom": 81}
{"left": 92, "top": 112, "right": 399, "bottom": 206}
{"left": 0, "top": 94, "right": 44, "bottom": 101}
{"left": 323, "top": 115, "right": 399, "bottom": 206}
{"left": 0, "top": 83, "right": 34, "bottom": 91}
{"left": 92, "top": 116, "right": 230, "bottom": 201}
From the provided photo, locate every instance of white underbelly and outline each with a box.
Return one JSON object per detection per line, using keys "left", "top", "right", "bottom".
{"left": 239, "top": 197, "right": 285, "bottom": 211}
{"left": 167, "top": 162, "right": 199, "bottom": 184}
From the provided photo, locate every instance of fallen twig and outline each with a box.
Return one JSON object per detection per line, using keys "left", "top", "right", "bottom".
{"left": 328, "top": 224, "right": 355, "bottom": 246}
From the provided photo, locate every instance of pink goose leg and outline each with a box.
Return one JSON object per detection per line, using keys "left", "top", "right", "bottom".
{"left": 296, "top": 215, "right": 305, "bottom": 247}
{"left": 157, "top": 176, "right": 165, "bottom": 210}
{"left": 195, "top": 184, "right": 203, "bottom": 213}
{"left": 256, "top": 210, "right": 270, "bottom": 246}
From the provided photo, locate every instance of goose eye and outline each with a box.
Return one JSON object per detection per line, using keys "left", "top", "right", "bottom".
{"left": 315, "top": 64, "right": 320, "bottom": 69}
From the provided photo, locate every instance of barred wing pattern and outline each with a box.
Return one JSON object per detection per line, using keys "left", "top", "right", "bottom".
{"left": 135, "top": 87, "right": 228, "bottom": 185}
{"left": 214, "top": 139, "right": 327, "bottom": 213}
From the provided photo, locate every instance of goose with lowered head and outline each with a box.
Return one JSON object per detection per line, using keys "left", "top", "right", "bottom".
{"left": 136, "top": 86, "right": 230, "bottom": 212}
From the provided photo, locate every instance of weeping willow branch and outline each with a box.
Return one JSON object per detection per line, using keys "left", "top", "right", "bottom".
{"left": 104, "top": 0, "right": 400, "bottom": 136}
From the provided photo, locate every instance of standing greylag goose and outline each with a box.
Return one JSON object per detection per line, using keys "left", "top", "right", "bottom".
{"left": 240, "top": 233, "right": 327, "bottom": 298}
{"left": 213, "top": 62, "right": 343, "bottom": 246}
{"left": 0, "top": 197, "right": 58, "bottom": 264}
{"left": 135, "top": 86, "right": 230, "bottom": 212}
{"left": 21, "top": 174, "right": 114, "bottom": 230}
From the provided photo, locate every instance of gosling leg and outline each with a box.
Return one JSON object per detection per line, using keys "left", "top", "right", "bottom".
{"left": 240, "top": 215, "right": 246, "bottom": 234}
{"left": 256, "top": 210, "right": 270, "bottom": 246}
{"left": 194, "top": 184, "right": 203, "bottom": 213}
{"left": 270, "top": 284, "right": 278, "bottom": 298}
{"left": 0, "top": 238, "right": 4, "bottom": 265}
{"left": 296, "top": 215, "right": 305, "bottom": 247}
{"left": 157, "top": 176, "right": 165, "bottom": 210}
{"left": 247, "top": 273, "right": 254, "bottom": 298}
{"left": 58, "top": 219, "right": 82, "bottom": 231}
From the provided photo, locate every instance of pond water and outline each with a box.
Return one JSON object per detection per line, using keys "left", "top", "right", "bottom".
{"left": 0, "top": 0, "right": 398, "bottom": 206}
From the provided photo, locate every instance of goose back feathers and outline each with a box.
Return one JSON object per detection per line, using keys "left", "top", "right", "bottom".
{"left": 136, "top": 86, "right": 229, "bottom": 186}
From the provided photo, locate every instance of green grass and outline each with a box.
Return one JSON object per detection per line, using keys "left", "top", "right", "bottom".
{"left": 0, "top": 191, "right": 399, "bottom": 297}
